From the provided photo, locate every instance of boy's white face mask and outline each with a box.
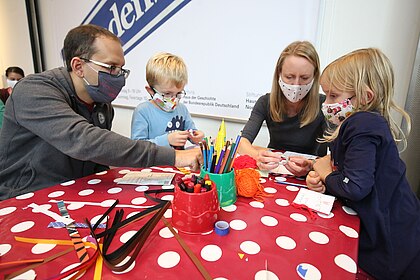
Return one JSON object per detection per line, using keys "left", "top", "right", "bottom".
{"left": 278, "top": 77, "right": 314, "bottom": 103}
{"left": 152, "top": 91, "right": 178, "bottom": 112}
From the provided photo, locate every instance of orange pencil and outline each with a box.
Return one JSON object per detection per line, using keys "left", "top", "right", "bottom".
{"left": 218, "top": 145, "right": 231, "bottom": 174}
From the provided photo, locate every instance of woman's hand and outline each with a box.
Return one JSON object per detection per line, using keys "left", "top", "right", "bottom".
{"left": 255, "top": 149, "right": 283, "bottom": 171}
{"left": 306, "top": 170, "right": 326, "bottom": 193}
{"left": 284, "top": 156, "right": 312, "bottom": 177}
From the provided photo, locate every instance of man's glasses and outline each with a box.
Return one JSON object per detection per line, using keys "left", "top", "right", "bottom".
{"left": 152, "top": 87, "right": 186, "bottom": 99}
{"left": 81, "top": 58, "right": 130, "bottom": 79}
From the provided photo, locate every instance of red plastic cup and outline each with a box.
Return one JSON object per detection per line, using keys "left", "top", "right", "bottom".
{"left": 172, "top": 182, "right": 220, "bottom": 234}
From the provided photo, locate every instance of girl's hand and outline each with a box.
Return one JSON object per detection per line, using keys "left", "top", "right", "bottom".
{"left": 306, "top": 170, "right": 326, "bottom": 193}
{"left": 312, "top": 155, "right": 333, "bottom": 181}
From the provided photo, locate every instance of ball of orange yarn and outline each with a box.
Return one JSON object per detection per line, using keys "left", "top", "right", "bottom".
{"left": 235, "top": 168, "right": 268, "bottom": 201}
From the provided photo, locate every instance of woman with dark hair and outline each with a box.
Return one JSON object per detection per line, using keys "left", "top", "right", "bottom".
{"left": 1, "top": 66, "right": 25, "bottom": 104}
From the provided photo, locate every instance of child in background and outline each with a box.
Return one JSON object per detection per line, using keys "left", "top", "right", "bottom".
{"left": 307, "top": 48, "right": 420, "bottom": 279}
{"left": 131, "top": 52, "right": 204, "bottom": 148}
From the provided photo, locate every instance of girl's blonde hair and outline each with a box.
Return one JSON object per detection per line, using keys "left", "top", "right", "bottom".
{"left": 269, "top": 41, "right": 321, "bottom": 127}
{"left": 321, "top": 48, "right": 411, "bottom": 150}
{"left": 146, "top": 52, "right": 188, "bottom": 88}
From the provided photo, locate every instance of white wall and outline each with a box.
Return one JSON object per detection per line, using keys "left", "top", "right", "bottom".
{"left": 1, "top": 0, "right": 420, "bottom": 148}
{"left": 0, "top": 0, "right": 34, "bottom": 85}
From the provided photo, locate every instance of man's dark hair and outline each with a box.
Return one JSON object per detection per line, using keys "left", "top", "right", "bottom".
{"left": 6, "top": 66, "right": 25, "bottom": 77}
{"left": 62, "top": 24, "right": 120, "bottom": 71}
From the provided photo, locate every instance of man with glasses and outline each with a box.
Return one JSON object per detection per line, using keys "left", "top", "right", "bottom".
{"left": 0, "top": 24, "right": 202, "bottom": 200}
{"left": 131, "top": 52, "right": 204, "bottom": 149}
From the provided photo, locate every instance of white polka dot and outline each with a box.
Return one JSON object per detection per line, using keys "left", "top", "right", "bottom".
{"left": 201, "top": 244, "right": 222, "bottom": 261}
{"left": 113, "top": 178, "right": 122, "bottom": 183}
{"left": 296, "top": 263, "right": 321, "bottom": 279}
{"left": 15, "top": 192, "right": 34, "bottom": 200}
{"left": 162, "top": 184, "right": 174, "bottom": 190}
{"left": 10, "top": 269, "right": 37, "bottom": 280}
{"left": 141, "top": 168, "right": 153, "bottom": 172}
{"left": 264, "top": 187, "right": 277, "bottom": 194}
{"left": 229, "top": 219, "right": 247, "bottom": 230}
{"left": 317, "top": 212, "right": 334, "bottom": 219}
{"left": 60, "top": 263, "right": 85, "bottom": 279}
{"left": 255, "top": 270, "right": 279, "bottom": 280}
{"left": 161, "top": 195, "right": 174, "bottom": 201}
{"left": 159, "top": 227, "right": 178, "bottom": 238}
{"left": 107, "top": 187, "right": 122, "bottom": 194}
{"left": 48, "top": 191, "right": 65, "bottom": 198}
{"left": 274, "top": 176, "right": 286, "bottom": 182}
{"left": 214, "top": 278, "right": 228, "bottom": 280}
{"left": 100, "top": 200, "right": 116, "bottom": 207}
{"left": 276, "top": 236, "right": 296, "bottom": 250}
{"left": 309, "top": 231, "right": 329, "bottom": 244}
{"left": 67, "top": 202, "right": 85, "bottom": 210}
{"left": 78, "top": 189, "right": 94, "bottom": 196}
{"left": 135, "top": 186, "right": 149, "bottom": 192}
{"left": 32, "top": 243, "right": 56, "bottom": 254}
{"left": 259, "top": 178, "right": 267, "bottom": 183}
{"left": 113, "top": 256, "right": 136, "bottom": 274}
{"left": 87, "top": 179, "right": 101, "bottom": 185}
{"left": 342, "top": 206, "right": 358, "bottom": 215}
{"left": 0, "top": 206, "right": 17, "bottom": 216}
{"left": 11, "top": 221, "right": 35, "bottom": 233}
{"left": 126, "top": 211, "right": 140, "bottom": 219}
{"left": 95, "top": 171, "right": 108, "bottom": 175}
{"left": 286, "top": 186, "right": 299, "bottom": 192}
{"left": 275, "top": 198, "right": 290, "bottom": 206}
{"left": 164, "top": 209, "right": 172, "bottom": 218}
{"left": 240, "top": 241, "right": 260, "bottom": 255}
{"left": 118, "top": 169, "right": 131, "bottom": 174}
{"left": 222, "top": 204, "right": 237, "bottom": 212}
{"left": 334, "top": 254, "right": 357, "bottom": 273}
{"left": 120, "top": 230, "right": 137, "bottom": 243}
{"left": 0, "top": 244, "right": 12, "bottom": 256}
{"left": 90, "top": 215, "right": 108, "bottom": 225}
{"left": 261, "top": 216, "right": 278, "bottom": 227}
{"left": 339, "top": 225, "right": 359, "bottom": 238}
{"left": 157, "top": 251, "right": 180, "bottom": 268}
{"left": 250, "top": 201, "right": 264, "bottom": 208}
{"left": 131, "top": 197, "right": 147, "bottom": 205}
{"left": 290, "top": 213, "right": 307, "bottom": 222}
{"left": 61, "top": 180, "right": 75, "bottom": 186}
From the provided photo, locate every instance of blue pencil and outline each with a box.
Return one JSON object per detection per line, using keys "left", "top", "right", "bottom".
{"left": 276, "top": 180, "right": 307, "bottom": 188}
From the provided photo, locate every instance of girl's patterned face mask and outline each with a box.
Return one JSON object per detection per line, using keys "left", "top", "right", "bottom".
{"left": 321, "top": 97, "right": 354, "bottom": 125}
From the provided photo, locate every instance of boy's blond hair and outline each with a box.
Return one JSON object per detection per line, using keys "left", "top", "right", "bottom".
{"left": 270, "top": 41, "right": 321, "bottom": 127}
{"left": 146, "top": 52, "right": 188, "bottom": 88}
{"left": 321, "top": 48, "right": 411, "bottom": 150}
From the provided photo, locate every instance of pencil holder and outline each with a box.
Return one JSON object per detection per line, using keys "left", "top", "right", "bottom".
{"left": 172, "top": 181, "right": 219, "bottom": 234}
{"left": 200, "top": 167, "right": 237, "bottom": 207}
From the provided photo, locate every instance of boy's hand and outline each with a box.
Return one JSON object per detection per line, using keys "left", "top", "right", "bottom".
{"left": 306, "top": 170, "right": 326, "bottom": 193}
{"left": 188, "top": 130, "right": 204, "bottom": 144}
{"left": 168, "top": 131, "right": 190, "bottom": 147}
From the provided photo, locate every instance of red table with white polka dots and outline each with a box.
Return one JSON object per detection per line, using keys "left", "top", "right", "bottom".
{"left": 0, "top": 167, "right": 360, "bottom": 280}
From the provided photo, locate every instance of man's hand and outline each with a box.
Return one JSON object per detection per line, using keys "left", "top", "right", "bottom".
{"left": 174, "top": 147, "right": 203, "bottom": 171}
{"left": 168, "top": 131, "right": 190, "bottom": 147}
